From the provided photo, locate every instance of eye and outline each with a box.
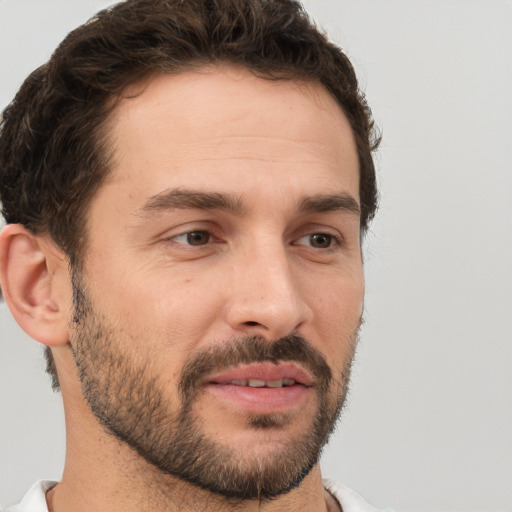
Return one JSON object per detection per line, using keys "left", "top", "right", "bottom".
{"left": 171, "top": 230, "right": 212, "bottom": 246}
{"left": 296, "top": 233, "right": 338, "bottom": 249}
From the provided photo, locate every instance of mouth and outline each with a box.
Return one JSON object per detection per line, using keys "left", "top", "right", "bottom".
{"left": 214, "top": 378, "right": 299, "bottom": 388}
{"left": 207, "top": 361, "right": 314, "bottom": 387}
{"left": 203, "top": 362, "right": 314, "bottom": 414}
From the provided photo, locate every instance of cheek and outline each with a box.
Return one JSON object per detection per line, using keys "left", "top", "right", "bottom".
{"left": 306, "top": 269, "right": 364, "bottom": 366}
{"left": 307, "top": 264, "right": 364, "bottom": 321}
{"left": 124, "top": 271, "right": 224, "bottom": 350}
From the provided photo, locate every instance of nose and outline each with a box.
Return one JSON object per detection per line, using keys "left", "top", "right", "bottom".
{"left": 224, "top": 241, "right": 313, "bottom": 340}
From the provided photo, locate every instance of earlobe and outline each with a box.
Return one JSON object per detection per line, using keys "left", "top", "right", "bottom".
{"left": 0, "top": 224, "right": 71, "bottom": 347}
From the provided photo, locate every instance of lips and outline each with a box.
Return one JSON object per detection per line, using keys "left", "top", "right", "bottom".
{"left": 204, "top": 362, "right": 314, "bottom": 413}
{"left": 207, "top": 362, "right": 314, "bottom": 388}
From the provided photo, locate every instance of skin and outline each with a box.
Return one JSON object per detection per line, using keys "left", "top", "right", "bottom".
{"left": 0, "top": 65, "right": 363, "bottom": 511}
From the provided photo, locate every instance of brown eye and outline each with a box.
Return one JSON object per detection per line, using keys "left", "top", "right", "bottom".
{"left": 296, "top": 233, "right": 337, "bottom": 249}
{"left": 308, "top": 233, "right": 333, "bottom": 248}
{"left": 186, "top": 231, "right": 211, "bottom": 245}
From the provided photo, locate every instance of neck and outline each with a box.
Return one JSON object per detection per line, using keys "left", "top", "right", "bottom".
{"left": 47, "top": 451, "right": 332, "bottom": 512}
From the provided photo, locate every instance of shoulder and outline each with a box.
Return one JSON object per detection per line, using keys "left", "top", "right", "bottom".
{"left": 2, "top": 481, "right": 56, "bottom": 512}
{"left": 323, "top": 478, "right": 393, "bottom": 512}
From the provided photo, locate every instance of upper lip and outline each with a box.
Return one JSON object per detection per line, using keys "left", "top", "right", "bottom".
{"left": 206, "top": 362, "right": 314, "bottom": 387}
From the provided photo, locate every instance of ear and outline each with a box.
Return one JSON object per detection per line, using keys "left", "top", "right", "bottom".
{"left": 0, "top": 224, "right": 71, "bottom": 346}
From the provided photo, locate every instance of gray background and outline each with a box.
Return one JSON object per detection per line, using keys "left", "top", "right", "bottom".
{"left": 1, "top": 1, "right": 511, "bottom": 510}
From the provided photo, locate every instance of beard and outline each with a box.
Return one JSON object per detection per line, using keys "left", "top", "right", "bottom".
{"left": 69, "top": 273, "right": 358, "bottom": 502}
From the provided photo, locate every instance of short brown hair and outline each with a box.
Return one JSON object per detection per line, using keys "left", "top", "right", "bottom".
{"left": 0, "top": 0, "right": 379, "bottom": 389}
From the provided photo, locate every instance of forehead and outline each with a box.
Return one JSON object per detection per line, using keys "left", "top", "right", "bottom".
{"left": 98, "top": 65, "right": 359, "bottom": 212}
{"left": 114, "top": 65, "right": 351, "bottom": 134}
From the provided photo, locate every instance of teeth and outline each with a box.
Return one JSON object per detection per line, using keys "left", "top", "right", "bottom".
{"left": 225, "top": 378, "right": 297, "bottom": 388}
{"left": 248, "top": 379, "right": 266, "bottom": 387}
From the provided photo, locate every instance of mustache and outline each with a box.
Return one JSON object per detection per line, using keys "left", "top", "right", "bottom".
{"left": 178, "top": 334, "right": 333, "bottom": 402}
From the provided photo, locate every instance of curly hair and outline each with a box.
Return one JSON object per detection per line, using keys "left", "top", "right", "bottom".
{"left": 0, "top": 0, "right": 379, "bottom": 389}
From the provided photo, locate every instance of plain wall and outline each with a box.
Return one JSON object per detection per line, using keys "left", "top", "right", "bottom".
{"left": 1, "top": 1, "right": 511, "bottom": 510}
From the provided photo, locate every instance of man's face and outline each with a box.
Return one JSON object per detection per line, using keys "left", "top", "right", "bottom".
{"left": 70, "top": 66, "right": 364, "bottom": 499}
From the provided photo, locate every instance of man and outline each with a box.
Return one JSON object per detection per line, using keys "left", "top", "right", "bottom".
{"left": 0, "top": 0, "right": 385, "bottom": 510}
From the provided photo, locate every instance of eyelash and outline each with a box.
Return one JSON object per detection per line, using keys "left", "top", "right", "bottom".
{"left": 294, "top": 232, "right": 343, "bottom": 250}
{"left": 170, "top": 230, "right": 215, "bottom": 246}
{"left": 168, "top": 229, "right": 344, "bottom": 251}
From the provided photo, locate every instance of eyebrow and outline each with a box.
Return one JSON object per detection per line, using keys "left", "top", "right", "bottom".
{"left": 138, "top": 188, "right": 245, "bottom": 216}
{"left": 299, "top": 193, "right": 360, "bottom": 216}
{"left": 136, "top": 188, "right": 359, "bottom": 218}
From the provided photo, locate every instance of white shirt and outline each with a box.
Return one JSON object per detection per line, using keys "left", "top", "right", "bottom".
{"left": 3, "top": 479, "right": 391, "bottom": 511}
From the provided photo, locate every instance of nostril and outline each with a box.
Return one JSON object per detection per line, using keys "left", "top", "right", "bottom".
{"left": 244, "top": 321, "right": 260, "bottom": 327}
